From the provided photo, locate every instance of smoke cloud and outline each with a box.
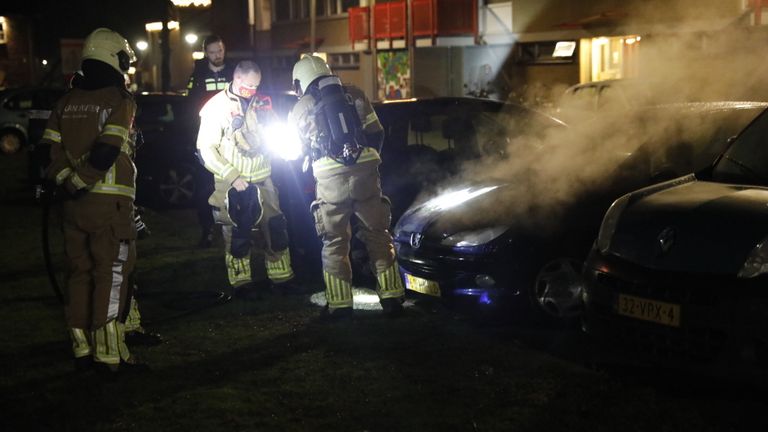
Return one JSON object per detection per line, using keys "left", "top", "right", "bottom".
{"left": 416, "top": 8, "right": 768, "bottom": 234}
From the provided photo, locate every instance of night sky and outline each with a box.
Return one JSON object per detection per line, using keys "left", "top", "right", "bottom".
{"left": 1, "top": 0, "right": 173, "bottom": 58}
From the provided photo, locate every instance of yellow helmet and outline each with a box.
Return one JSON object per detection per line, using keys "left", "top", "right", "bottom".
{"left": 81, "top": 28, "right": 137, "bottom": 74}
{"left": 292, "top": 55, "right": 332, "bottom": 95}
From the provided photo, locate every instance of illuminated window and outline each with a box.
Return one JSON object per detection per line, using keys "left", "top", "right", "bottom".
{"left": 276, "top": 0, "right": 358, "bottom": 21}
{"left": 586, "top": 35, "right": 640, "bottom": 82}
{"left": 328, "top": 52, "right": 360, "bottom": 69}
{"left": 0, "top": 17, "right": 6, "bottom": 44}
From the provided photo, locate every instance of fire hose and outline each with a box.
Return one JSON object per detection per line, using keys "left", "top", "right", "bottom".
{"left": 40, "top": 181, "right": 65, "bottom": 305}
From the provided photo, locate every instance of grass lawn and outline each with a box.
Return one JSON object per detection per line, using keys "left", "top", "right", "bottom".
{"left": 2, "top": 150, "right": 767, "bottom": 432}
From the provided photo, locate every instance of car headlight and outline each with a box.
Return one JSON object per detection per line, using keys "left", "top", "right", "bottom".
{"left": 441, "top": 226, "right": 508, "bottom": 247}
{"left": 596, "top": 194, "right": 630, "bottom": 254}
{"left": 424, "top": 185, "right": 501, "bottom": 212}
{"left": 738, "top": 238, "right": 768, "bottom": 278}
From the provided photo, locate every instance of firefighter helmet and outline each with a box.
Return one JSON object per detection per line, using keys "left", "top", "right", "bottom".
{"left": 292, "top": 55, "right": 332, "bottom": 95}
{"left": 81, "top": 28, "right": 137, "bottom": 74}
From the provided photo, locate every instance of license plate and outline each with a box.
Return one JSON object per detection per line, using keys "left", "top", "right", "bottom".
{"left": 404, "top": 273, "right": 440, "bottom": 297}
{"left": 615, "top": 293, "right": 681, "bottom": 327}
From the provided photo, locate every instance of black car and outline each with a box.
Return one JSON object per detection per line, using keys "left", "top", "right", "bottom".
{"left": 394, "top": 102, "right": 767, "bottom": 319}
{"left": 133, "top": 93, "right": 200, "bottom": 208}
{"left": 373, "top": 97, "right": 541, "bottom": 221}
{"left": 583, "top": 104, "right": 768, "bottom": 370}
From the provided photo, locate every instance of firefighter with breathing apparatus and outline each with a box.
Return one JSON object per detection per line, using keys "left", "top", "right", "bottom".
{"left": 41, "top": 28, "right": 146, "bottom": 373}
{"left": 288, "top": 55, "right": 405, "bottom": 318}
{"left": 196, "top": 60, "right": 296, "bottom": 298}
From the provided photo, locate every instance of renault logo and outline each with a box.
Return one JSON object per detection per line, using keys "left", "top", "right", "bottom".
{"left": 657, "top": 227, "right": 675, "bottom": 255}
{"left": 410, "top": 232, "right": 423, "bottom": 249}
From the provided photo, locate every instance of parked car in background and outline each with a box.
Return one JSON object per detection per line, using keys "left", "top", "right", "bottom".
{"left": 555, "top": 79, "right": 662, "bottom": 124}
{"left": 1, "top": 87, "right": 65, "bottom": 154}
{"left": 395, "top": 102, "right": 767, "bottom": 320}
{"left": 132, "top": 93, "right": 199, "bottom": 208}
{"left": 583, "top": 104, "right": 768, "bottom": 371}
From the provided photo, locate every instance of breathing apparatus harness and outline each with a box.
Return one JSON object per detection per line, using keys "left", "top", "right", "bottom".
{"left": 231, "top": 93, "right": 274, "bottom": 158}
{"left": 308, "top": 76, "right": 366, "bottom": 166}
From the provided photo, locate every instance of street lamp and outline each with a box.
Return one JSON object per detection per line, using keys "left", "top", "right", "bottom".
{"left": 136, "top": 40, "right": 149, "bottom": 51}
{"left": 185, "top": 33, "right": 198, "bottom": 45}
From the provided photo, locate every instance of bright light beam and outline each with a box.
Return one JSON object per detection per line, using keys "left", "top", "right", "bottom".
{"left": 263, "top": 121, "right": 303, "bottom": 161}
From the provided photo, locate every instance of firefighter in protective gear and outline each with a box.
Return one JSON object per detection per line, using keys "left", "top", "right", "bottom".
{"left": 197, "top": 60, "right": 295, "bottom": 295}
{"left": 288, "top": 55, "right": 405, "bottom": 317}
{"left": 42, "top": 28, "right": 143, "bottom": 372}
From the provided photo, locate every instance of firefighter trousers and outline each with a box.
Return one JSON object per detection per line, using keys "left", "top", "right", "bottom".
{"left": 311, "top": 161, "right": 404, "bottom": 309}
{"left": 211, "top": 176, "right": 294, "bottom": 287}
{"left": 62, "top": 196, "right": 136, "bottom": 364}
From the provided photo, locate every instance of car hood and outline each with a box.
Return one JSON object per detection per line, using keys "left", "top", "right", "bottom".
{"left": 395, "top": 183, "right": 519, "bottom": 241}
{"left": 608, "top": 181, "right": 768, "bottom": 274}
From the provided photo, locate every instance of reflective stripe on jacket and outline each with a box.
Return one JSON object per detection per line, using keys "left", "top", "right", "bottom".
{"left": 311, "top": 147, "right": 381, "bottom": 175}
{"left": 42, "top": 87, "right": 137, "bottom": 200}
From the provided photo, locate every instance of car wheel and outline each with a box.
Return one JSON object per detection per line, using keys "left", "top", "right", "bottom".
{"left": 531, "top": 257, "right": 585, "bottom": 320}
{"left": 157, "top": 163, "right": 197, "bottom": 207}
{"left": 0, "top": 131, "right": 24, "bottom": 155}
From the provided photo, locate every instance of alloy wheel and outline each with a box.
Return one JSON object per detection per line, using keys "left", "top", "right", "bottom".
{"left": 532, "top": 257, "right": 585, "bottom": 319}
{"left": 158, "top": 165, "right": 196, "bottom": 206}
{"left": 0, "top": 133, "right": 22, "bottom": 155}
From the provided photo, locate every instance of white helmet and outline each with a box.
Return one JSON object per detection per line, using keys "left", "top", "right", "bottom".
{"left": 82, "top": 28, "right": 137, "bottom": 74}
{"left": 292, "top": 55, "right": 332, "bottom": 95}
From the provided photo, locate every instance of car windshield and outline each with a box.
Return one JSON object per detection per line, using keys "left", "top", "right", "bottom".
{"left": 711, "top": 107, "right": 768, "bottom": 185}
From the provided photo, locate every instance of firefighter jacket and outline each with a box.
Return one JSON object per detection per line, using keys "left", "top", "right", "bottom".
{"left": 289, "top": 84, "right": 384, "bottom": 175}
{"left": 42, "top": 87, "right": 137, "bottom": 201}
{"left": 186, "top": 59, "right": 234, "bottom": 111}
{"left": 196, "top": 85, "right": 275, "bottom": 185}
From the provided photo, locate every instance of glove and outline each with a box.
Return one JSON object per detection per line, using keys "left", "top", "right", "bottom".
{"left": 135, "top": 206, "right": 151, "bottom": 239}
{"left": 61, "top": 176, "right": 88, "bottom": 200}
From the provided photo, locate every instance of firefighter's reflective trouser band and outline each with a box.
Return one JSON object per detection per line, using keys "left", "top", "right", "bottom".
{"left": 124, "top": 297, "right": 142, "bottom": 333}
{"left": 69, "top": 320, "right": 131, "bottom": 364}
{"left": 70, "top": 328, "right": 91, "bottom": 358}
{"left": 266, "top": 250, "right": 294, "bottom": 282}
{"left": 225, "top": 248, "right": 294, "bottom": 286}
{"left": 93, "top": 320, "right": 131, "bottom": 365}
{"left": 213, "top": 178, "right": 295, "bottom": 288}
{"left": 324, "top": 271, "right": 353, "bottom": 309}
{"left": 376, "top": 263, "right": 405, "bottom": 299}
